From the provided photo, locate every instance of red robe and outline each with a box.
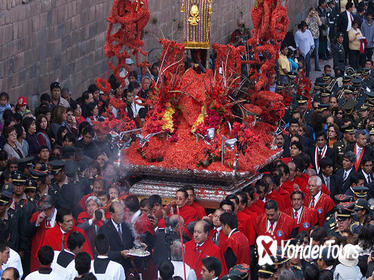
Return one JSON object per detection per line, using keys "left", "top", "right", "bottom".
{"left": 29, "top": 211, "right": 54, "bottom": 272}
{"left": 178, "top": 204, "right": 198, "bottom": 227}
{"left": 185, "top": 239, "right": 227, "bottom": 279}
{"left": 280, "top": 180, "right": 295, "bottom": 194}
{"left": 304, "top": 192, "right": 335, "bottom": 226}
{"left": 191, "top": 201, "right": 206, "bottom": 220}
{"left": 266, "top": 191, "right": 287, "bottom": 211}
{"left": 40, "top": 224, "right": 93, "bottom": 258}
{"left": 254, "top": 212, "right": 297, "bottom": 244}
{"left": 221, "top": 230, "right": 250, "bottom": 266}
{"left": 76, "top": 211, "right": 111, "bottom": 228}
{"left": 284, "top": 207, "right": 319, "bottom": 232}
{"left": 294, "top": 174, "right": 309, "bottom": 193}
{"left": 237, "top": 211, "right": 255, "bottom": 246}
{"left": 209, "top": 228, "right": 228, "bottom": 249}
{"left": 248, "top": 199, "right": 265, "bottom": 215}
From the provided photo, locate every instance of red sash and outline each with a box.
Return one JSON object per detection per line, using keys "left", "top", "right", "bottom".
{"left": 315, "top": 145, "right": 327, "bottom": 173}
{"left": 354, "top": 144, "right": 364, "bottom": 171}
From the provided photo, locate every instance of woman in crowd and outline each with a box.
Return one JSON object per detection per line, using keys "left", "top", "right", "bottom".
{"left": 50, "top": 105, "right": 67, "bottom": 138}
{"left": 327, "top": 123, "right": 339, "bottom": 148}
{"left": 23, "top": 117, "right": 41, "bottom": 157}
{"left": 348, "top": 20, "right": 364, "bottom": 69}
{"left": 15, "top": 124, "right": 28, "bottom": 157}
{"left": 36, "top": 114, "right": 52, "bottom": 152}
{"left": 3, "top": 126, "right": 25, "bottom": 159}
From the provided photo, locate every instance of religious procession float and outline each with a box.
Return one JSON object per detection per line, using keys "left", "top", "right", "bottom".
{"left": 94, "top": 0, "right": 310, "bottom": 206}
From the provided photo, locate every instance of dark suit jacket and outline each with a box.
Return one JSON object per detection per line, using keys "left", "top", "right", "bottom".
{"left": 333, "top": 168, "right": 358, "bottom": 196}
{"left": 337, "top": 11, "right": 349, "bottom": 33}
{"left": 319, "top": 174, "right": 336, "bottom": 199}
{"left": 309, "top": 146, "right": 335, "bottom": 173}
{"left": 98, "top": 220, "right": 134, "bottom": 270}
{"left": 347, "top": 144, "right": 372, "bottom": 172}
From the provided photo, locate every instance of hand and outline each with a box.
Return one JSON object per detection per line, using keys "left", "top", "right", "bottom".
{"left": 36, "top": 211, "right": 47, "bottom": 226}
{"left": 121, "top": 250, "right": 129, "bottom": 258}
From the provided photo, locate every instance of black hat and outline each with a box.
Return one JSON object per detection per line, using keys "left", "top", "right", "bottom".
{"left": 1, "top": 183, "right": 14, "bottom": 199}
{"left": 339, "top": 201, "right": 355, "bottom": 210}
{"left": 360, "top": 104, "right": 369, "bottom": 111}
{"left": 343, "top": 99, "right": 355, "bottom": 113}
{"left": 297, "top": 95, "right": 308, "bottom": 104}
{"left": 220, "top": 275, "right": 242, "bottom": 280}
{"left": 318, "top": 103, "right": 330, "bottom": 111}
{"left": 25, "top": 179, "right": 37, "bottom": 191}
{"left": 343, "top": 88, "right": 353, "bottom": 95}
{"left": 62, "top": 146, "right": 76, "bottom": 159}
{"left": 352, "top": 77, "right": 363, "bottom": 86}
{"left": 321, "top": 90, "right": 331, "bottom": 98}
{"left": 343, "top": 75, "right": 353, "bottom": 83}
{"left": 49, "top": 160, "right": 65, "bottom": 174}
{"left": 29, "top": 169, "right": 48, "bottom": 180}
{"left": 334, "top": 194, "right": 354, "bottom": 203}
{"left": 0, "top": 195, "right": 10, "bottom": 206}
{"left": 258, "top": 264, "right": 276, "bottom": 278}
{"left": 369, "top": 127, "right": 374, "bottom": 135}
{"left": 336, "top": 205, "right": 353, "bottom": 220}
{"left": 322, "top": 75, "right": 332, "bottom": 82}
{"left": 352, "top": 185, "right": 369, "bottom": 198}
{"left": 355, "top": 198, "right": 370, "bottom": 211}
{"left": 11, "top": 171, "right": 26, "bottom": 185}
{"left": 342, "top": 125, "right": 355, "bottom": 134}
{"left": 38, "top": 195, "right": 54, "bottom": 210}
{"left": 337, "top": 32, "right": 344, "bottom": 38}
{"left": 17, "top": 156, "right": 34, "bottom": 167}
{"left": 50, "top": 82, "right": 61, "bottom": 91}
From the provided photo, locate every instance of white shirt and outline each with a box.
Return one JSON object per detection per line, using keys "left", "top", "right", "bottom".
{"left": 111, "top": 219, "right": 122, "bottom": 235}
{"left": 171, "top": 261, "right": 197, "bottom": 280}
{"left": 90, "top": 256, "right": 126, "bottom": 280}
{"left": 292, "top": 206, "right": 303, "bottom": 223}
{"left": 346, "top": 10, "right": 353, "bottom": 32}
{"left": 3, "top": 248, "right": 23, "bottom": 278}
{"left": 267, "top": 220, "right": 278, "bottom": 232}
{"left": 362, "top": 170, "right": 372, "bottom": 183}
{"left": 310, "top": 191, "right": 322, "bottom": 207}
{"left": 343, "top": 168, "right": 353, "bottom": 180}
{"left": 24, "top": 269, "right": 63, "bottom": 280}
{"left": 294, "top": 29, "right": 315, "bottom": 57}
{"left": 51, "top": 250, "right": 77, "bottom": 280}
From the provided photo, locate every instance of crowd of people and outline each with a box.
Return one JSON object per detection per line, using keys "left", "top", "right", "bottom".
{"left": 1, "top": 0, "right": 374, "bottom": 280}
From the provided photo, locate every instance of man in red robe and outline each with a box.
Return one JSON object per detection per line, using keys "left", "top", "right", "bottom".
{"left": 173, "top": 188, "right": 198, "bottom": 228}
{"left": 254, "top": 200, "right": 298, "bottom": 244}
{"left": 220, "top": 197, "right": 255, "bottom": 246}
{"left": 185, "top": 186, "right": 206, "bottom": 219}
{"left": 304, "top": 176, "right": 335, "bottom": 226}
{"left": 219, "top": 212, "right": 250, "bottom": 271}
{"left": 284, "top": 190, "right": 318, "bottom": 232}
{"left": 27, "top": 195, "right": 57, "bottom": 272}
{"left": 39, "top": 208, "right": 93, "bottom": 258}
{"left": 185, "top": 220, "right": 227, "bottom": 279}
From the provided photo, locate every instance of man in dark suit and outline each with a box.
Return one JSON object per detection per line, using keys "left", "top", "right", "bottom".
{"left": 333, "top": 151, "right": 357, "bottom": 196}
{"left": 360, "top": 158, "right": 373, "bottom": 185}
{"left": 319, "top": 157, "right": 336, "bottom": 198}
{"left": 337, "top": 2, "right": 355, "bottom": 59}
{"left": 310, "top": 131, "right": 335, "bottom": 174}
{"left": 98, "top": 201, "right": 134, "bottom": 272}
{"left": 347, "top": 129, "right": 372, "bottom": 172}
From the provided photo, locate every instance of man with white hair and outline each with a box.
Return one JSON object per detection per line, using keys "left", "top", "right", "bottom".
{"left": 305, "top": 176, "right": 335, "bottom": 226}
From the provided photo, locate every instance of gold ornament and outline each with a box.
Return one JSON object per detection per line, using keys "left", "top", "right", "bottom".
{"left": 188, "top": 4, "right": 200, "bottom": 26}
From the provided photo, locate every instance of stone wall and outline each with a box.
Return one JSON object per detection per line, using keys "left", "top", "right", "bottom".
{"left": 0, "top": 0, "right": 314, "bottom": 107}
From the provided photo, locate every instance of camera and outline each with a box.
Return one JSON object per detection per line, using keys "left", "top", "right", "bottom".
{"left": 95, "top": 209, "right": 103, "bottom": 220}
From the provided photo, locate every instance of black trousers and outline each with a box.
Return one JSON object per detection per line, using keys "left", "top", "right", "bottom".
{"left": 349, "top": 49, "right": 360, "bottom": 69}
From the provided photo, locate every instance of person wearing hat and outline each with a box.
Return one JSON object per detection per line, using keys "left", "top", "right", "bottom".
{"left": 333, "top": 125, "right": 356, "bottom": 170}
{"left": 347, "top": 184, "right": 369, "bottom": 200}
{"left": 257, "top": 264, "right": 276, "bottom": 280}
{"left": 201, "top": 256, "right": 222, "bottom": 280}
{"left": 0, "top": 183, "right": 21, "bottom": 252}
{"left": 334, "top": 243, "right": 363, "bottom": 279}
{"left": 50, "top": 81, "right": 69, "bottom": 109}
{"left": 10, "top": 171, "right": 27, "bottom": 209}
{"left": 354, "top": 198, "right": 370, "bottom": 225}
{"left": 219, "top": 212, "right": 250, "bottom": 271}
{"left": 29, "top": 169, "right": 49, "bottom": 200}
{"left": 48, "top": 160, "right": 66, "bottom": 207}
{"left": 332, "top": 32, "right": 346, "bottom": 76}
